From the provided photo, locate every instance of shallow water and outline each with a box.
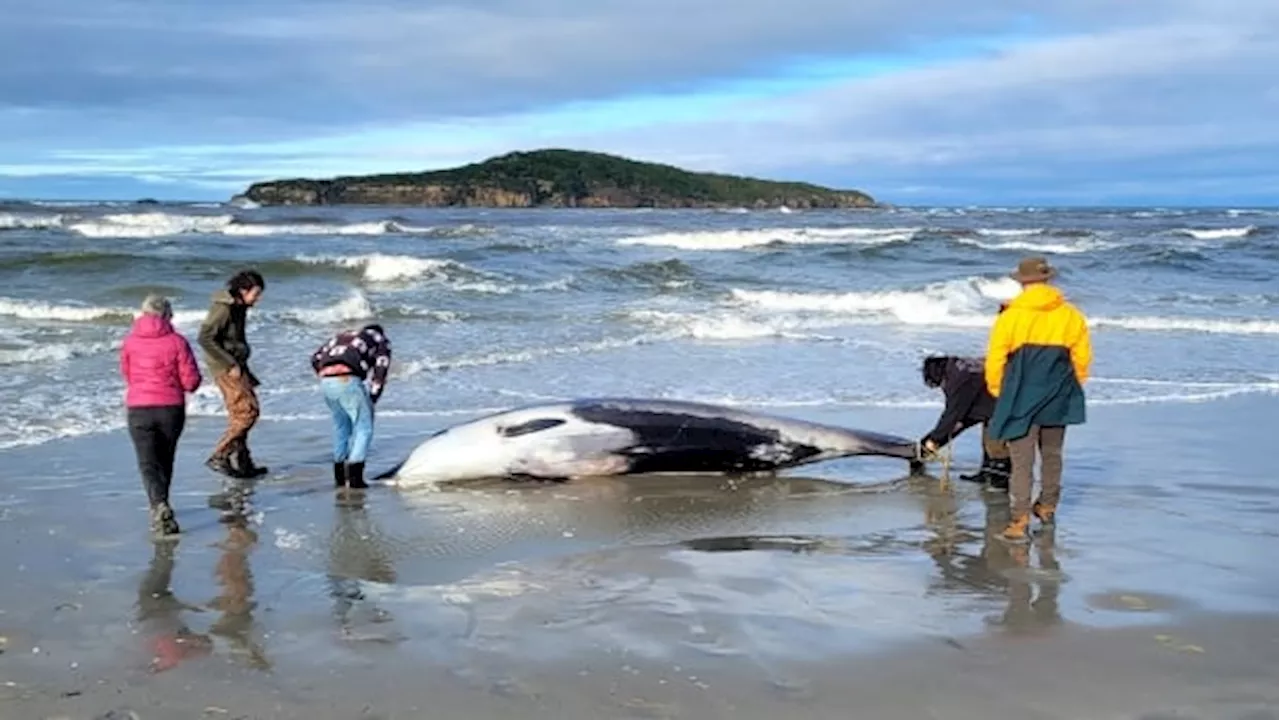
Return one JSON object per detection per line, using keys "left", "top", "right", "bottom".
{"left": 0, "top": 202, "right": 1275, "bottom": 717}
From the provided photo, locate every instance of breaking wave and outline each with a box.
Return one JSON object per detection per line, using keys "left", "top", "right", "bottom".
{"left": 0, "top": 210, "right": 491, "bottom": 238}
{"left": 1172, "top": 226, "right": 1257, "bottom": 241}
{"left": 725, "top": 276, "right": 1022, "bottom": 328}
{"left": 0, "top": 291, "right": 409, "bottom": 329}
{"left": 617, "top": 227, "right": 918, "bottom": 250}
{"left": 602, "top": 272, "right": 1278, "bottom": 341}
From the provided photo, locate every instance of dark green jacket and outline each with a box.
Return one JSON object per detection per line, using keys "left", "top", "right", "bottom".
{"left": 198, "top": 289, "right": 252, "bottom": 378}
{"left": 988, "top": 345, "right": 1086, "bottom": 442}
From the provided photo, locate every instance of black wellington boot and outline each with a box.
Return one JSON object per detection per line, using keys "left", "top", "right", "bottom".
{"left": 205, "top": 453, "right": 239, "bottom": 478}
{"left": 346, "top": 462, "right": 368, "bottom": 490}
{"left": 231, "top": 444, "right": 269, "bottom": 479}
{"left": 333, "top": 462, "right": 347, "bottom": 488}
{"left": 959, "top": 453, "right": 993, "bottom": 483}
{"left": 985, "top": 458, "right": 1012, "bottom": 491}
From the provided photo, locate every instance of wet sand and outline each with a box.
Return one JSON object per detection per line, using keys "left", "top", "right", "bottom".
{"left": 0, "top": 395, "right": 1275, "bottom": 719}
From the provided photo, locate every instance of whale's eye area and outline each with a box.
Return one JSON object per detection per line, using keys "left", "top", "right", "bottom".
{"left": 498, "top": 417, "right": 566, "bottom": 438}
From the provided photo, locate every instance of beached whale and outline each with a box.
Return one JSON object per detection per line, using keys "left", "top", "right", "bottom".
{"left": 374, "top": 397, "right": 924, "bottom": 488}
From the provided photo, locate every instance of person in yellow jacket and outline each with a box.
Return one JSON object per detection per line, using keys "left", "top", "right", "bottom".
{"left": 984, "top": 256, "right": 1092, "bottom": 542}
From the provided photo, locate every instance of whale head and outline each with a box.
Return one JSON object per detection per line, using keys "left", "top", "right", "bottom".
{"left": 378, "top": 403, "right": 637, "bottom": 488}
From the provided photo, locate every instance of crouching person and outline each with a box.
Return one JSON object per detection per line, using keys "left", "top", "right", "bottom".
{"left": 920, "top": 354, "right": 1010, "bottom": 489}
{"left": 311, "top": 324, "right": 392, "bottom": 489}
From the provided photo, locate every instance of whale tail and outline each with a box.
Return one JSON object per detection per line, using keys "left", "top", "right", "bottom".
{"left": 372, "top": 459, "right": 405, "bottom": 481}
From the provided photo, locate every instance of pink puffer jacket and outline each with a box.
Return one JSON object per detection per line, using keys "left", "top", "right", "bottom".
{"left": 120, "top": 314, "right": 203, "bottom": 407}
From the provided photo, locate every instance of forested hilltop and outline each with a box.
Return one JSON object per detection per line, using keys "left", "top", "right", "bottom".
{"left": 239, "top": 149, "right": 878, "bottom": 209}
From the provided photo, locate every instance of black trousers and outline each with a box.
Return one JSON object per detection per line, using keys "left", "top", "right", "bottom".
{"left": 127, "top": 405, "right": 187, "bottom": 508}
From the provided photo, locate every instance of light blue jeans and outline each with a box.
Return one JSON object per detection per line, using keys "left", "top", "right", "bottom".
{"left": 321, "top": 377, "right": 374, "bottom": 464}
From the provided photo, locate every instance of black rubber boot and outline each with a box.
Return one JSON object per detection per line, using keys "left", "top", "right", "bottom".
{"left": 333, "top": 462, "right": 347, "bottom": 488}
{"left": 233, "top": 445, "right": 269, "bottom": 478}
{"left": 205, "top": 453, "right": 239, "bottom": 478}
{"left": 346, "top": 462, "right": 368, "bottom": 490}
{"left": 985, "top": 458, "right": 1011, "bottom": 491}
{"left": 959, "top": 453, "right": 993, "bottom": 483}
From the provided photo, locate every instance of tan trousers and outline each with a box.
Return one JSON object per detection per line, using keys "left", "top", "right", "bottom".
{"left": 1006, "top": 425, "right": 1066, "bottom": 517}
{"left": 981, "top": 422, "right": 1010, "bottom": 460}
{"left": 211, "top": 370, "right": 260, "bottom": 459}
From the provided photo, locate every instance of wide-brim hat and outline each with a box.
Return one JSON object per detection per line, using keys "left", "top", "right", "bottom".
{"left": 1010, "top": 256, "right": 1056, "bottom": 283}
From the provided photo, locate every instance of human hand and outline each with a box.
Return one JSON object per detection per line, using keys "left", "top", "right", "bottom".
{"left": 923, "top": 438, "right": 939, "bottom": 454}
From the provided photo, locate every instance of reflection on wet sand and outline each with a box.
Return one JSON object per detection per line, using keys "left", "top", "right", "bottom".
{"left": 202, "top": 475, "right": 272, "bottom": 670}
{"left": 995, "top": 526, "right": 1062, "bottom": 634}
{"left": 327, "top": 491, "right": 400, "bottom": 643}
{"left": 917, "top": 477, "right": 1063, "bottom": 635}
{"left": 134, "top": 468, "right": 1065, "bottom": 683}
{"left": 413, "top": 471, "right": 915, "bottom": 541}
{"left": 135, "top": 542, "right": 212, "bottom": 673}
{"left": 208, "top": 520, "right": 270, "bottom": 671}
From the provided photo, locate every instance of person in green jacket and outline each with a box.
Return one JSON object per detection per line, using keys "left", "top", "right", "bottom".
{"left": 198, "top": 270, "right": 268, "bottom": 479}
{"left": 985, "top": 256, "right": 1092, "bottom": 542}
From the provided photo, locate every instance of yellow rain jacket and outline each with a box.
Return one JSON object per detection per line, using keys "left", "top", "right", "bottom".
{"left": 984, "top": 283, "right": 1092, "bottom": 441}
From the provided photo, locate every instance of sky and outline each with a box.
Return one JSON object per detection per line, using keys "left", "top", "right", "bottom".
{"left": 1, "top": 0, "right": 1276, "bottom": 205}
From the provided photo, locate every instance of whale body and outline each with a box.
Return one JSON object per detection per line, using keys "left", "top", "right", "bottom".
{"left": 375, "top": 397, "right": 923, "bottom": 488}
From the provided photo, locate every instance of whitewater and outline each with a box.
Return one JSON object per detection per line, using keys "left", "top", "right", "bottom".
{"left": 0, "top": 201, "right": 1275, "bottom": 450}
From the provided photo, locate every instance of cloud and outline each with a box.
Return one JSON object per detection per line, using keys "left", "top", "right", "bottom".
{"left": 1, "top": 0, "right": 1275, "bottom": 203}
{"left": 1, "top": 0, "right": 1043, "bottom": 141}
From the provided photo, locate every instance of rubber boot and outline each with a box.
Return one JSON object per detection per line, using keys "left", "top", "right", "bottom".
{"left": 333, "top": 462, "right": 347, "bottom": 488}
{"left": 346, "top": 462, "right": 368, "bottom": 490}
{"left": 150, "top": 502, "right": 180, "bottom": 538}
{"left": 959, "top": 452, "right": 993, "bottom": 483}
{"left": 233, "top": 445, "right": 270, "bottom": 478}
{"left": 985, "top": 458, "right": 1011, "bottom": 491}
{"left": 205, "top": 452, "right": 238, "bottom": 478}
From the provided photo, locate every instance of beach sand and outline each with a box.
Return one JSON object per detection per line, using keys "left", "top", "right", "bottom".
{"left": 0, "top": 395, "right": 1275, "bottom": 719}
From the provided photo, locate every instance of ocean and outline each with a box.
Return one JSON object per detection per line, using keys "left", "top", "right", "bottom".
{"left": 0, "top": 202, "right": 1275, "bottom": 450}
{"left": 0, "top": 200, "right": 1276, "bottom": 718}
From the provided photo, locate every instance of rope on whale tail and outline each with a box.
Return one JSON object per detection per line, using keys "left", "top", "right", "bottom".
{"left": 916, "top": 439, "right": 953, "bottom": 486}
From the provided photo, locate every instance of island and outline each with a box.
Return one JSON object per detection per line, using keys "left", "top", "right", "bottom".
{"left": 237, "top": 149, "right": 878, "bottom": 209}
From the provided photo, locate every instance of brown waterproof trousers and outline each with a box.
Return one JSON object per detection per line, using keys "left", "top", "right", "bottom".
{"left": 981, "top": 422, "right": 1011, "bottom": 460}
{"left": 1007, "top": 425, "right": 1066, "bottom": 518}
{"left": 211, "top": 370, "right": 260, "bottom": 460}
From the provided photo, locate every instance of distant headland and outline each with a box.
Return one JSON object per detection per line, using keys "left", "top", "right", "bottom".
{"left": 236, "top": 149, "right": 878, "bottom": 209}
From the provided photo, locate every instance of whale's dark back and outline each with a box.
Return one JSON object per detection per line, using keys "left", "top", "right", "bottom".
{"left": 573, "top": 401, "right": 822, "bottom": 473}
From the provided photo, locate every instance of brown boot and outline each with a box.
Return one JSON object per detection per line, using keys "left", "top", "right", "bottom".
{"left": 1032, "top": 500, "right": 1056, "bottom": 525}
{"left": 1000, "top": 513, "right": 1030, "bottom": 542}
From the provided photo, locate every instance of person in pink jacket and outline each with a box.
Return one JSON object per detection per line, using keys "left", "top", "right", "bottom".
{"left": 120, "top": 294, "right": 203, "bottom": 538}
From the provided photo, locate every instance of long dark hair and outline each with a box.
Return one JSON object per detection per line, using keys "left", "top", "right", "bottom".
{"left": 921, "top": 355, "right": 949, "bottom": 388}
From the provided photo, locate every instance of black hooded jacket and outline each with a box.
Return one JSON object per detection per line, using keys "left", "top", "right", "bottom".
{"left": 924, "top": 356, "right": 996, "bottom": 446}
